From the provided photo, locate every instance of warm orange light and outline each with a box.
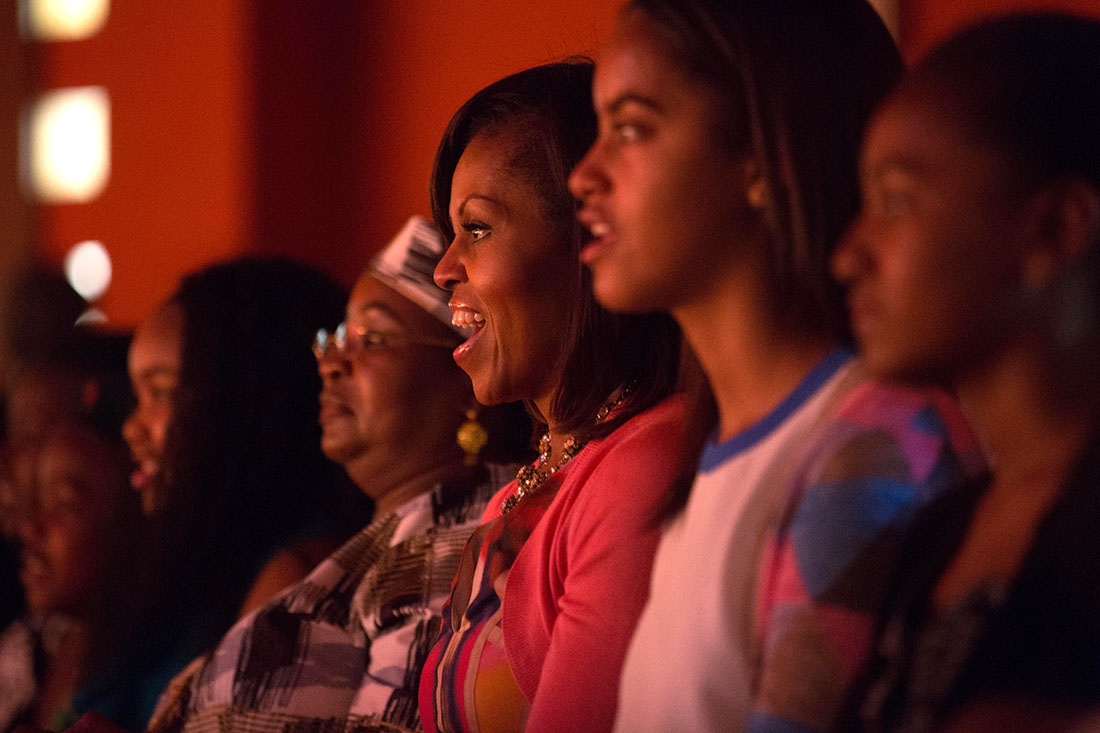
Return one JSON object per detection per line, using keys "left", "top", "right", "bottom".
{"left": 24, "top": 86, "right": 111, "bottom": 203}
{"left": 20, "top": 0, "right": 109, "bottom": 41}
{"left": 64, "top": 240, "right": 112, "bottom": 301}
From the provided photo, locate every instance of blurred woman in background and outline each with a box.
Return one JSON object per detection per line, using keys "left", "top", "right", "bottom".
{"left": 833, "top": 13, "right": 1100, "bottom": 730}
{"left": 0, "top": 333, "right": 140, "bottom": 731}
{"left": 144, "top": 217, "right": 530, "bottom": 733}
{"left": 77, "top": 258, "right": 365, "bottom": 728}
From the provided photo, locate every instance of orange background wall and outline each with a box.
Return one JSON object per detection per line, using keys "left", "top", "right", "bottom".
{"left": 33, "top": 1, "right": 253, "bottom": 326}
{"left": 18, "top": 0, "right": 1100, "bottom": 329}
{"left": 29, "top": 0, "right": 621, "bottom": 328}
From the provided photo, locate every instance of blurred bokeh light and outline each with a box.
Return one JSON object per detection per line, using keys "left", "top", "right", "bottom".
{"left": 23, "top": 86, "right": 110, "bottom": 203}
{"left": 20, "top": 0, "right": 109, "bottom": 41}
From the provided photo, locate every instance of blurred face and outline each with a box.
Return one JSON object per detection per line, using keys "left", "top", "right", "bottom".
{"left": 434, "top": 127, "right": 576, "bottom": 412}
{"left": 122, "top": 302, "right": 182, "bottom": 512}
{"left": 17, "top": 428, "right": 121, "bottom": 615}
{"left": 4, "top": 369, "right": 80, "bottom": 445}
{"left": 569, "top": 10, "right": 756, "bottom": 314}
{"left": 0, "top": 444, "right": 32, "bottom": 539}
{"left": 317, "top": 274, "right": 470, "bottom": 492}
{"left": 831, "top": 92, "right": 1030, "bottom": 384}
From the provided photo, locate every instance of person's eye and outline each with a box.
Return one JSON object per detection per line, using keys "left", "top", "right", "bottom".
{"left": 361, "top": 329, "right": 396, "bottom": 350}
{"left": 149, "top": 385, "right": 176, "bottom": 405}
{"left": 362, "top": 330, "right": 388, "bottom": 349}
{"left": 41, "top": 485, "right": 80, "bottom": 517}
{"left": 612, "top": 120, "right": 650, "bottom": 144}
{"left": 878, "top": 188, "right": 913, "bottom": 216}
{"left": 462, "top": 221, "right": 490, "bottom": 242}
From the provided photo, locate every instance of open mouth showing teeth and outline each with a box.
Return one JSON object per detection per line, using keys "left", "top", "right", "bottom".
{"left": 589, "top": 221, "right": 611, "bottom": 238}
{"left": 450, "top": 307, "right": 485, "bottom": 330}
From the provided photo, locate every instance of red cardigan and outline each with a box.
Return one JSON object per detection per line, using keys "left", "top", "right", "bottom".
{"left": 420, "top": 394, "right": 684, "bottom": 733}
{"left": 500, "top": 394, "right": 685, "bottom": 731}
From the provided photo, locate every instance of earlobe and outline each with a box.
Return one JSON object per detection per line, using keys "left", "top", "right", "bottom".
{"left": 743, "top": 159, "right": 768, "bottom": 211}
{"left": 747, "top": 178, "right": 768, "bottom": 210}
{"left": 1021, "top": 180, "right": 1100, "bottom": 290}
{"left": 1060, "top": 179, "right": 1100, "bottom": 261}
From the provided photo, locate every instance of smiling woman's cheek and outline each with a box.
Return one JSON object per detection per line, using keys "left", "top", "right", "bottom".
{"left": 444, "top": 128, "right": 576, "bottom": 409}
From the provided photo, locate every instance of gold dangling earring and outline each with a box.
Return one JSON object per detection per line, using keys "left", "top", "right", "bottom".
{"left": 457, "top": 407, "right": 489, "bottom": 466}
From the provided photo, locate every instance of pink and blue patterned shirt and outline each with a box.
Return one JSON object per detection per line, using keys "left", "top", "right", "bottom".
{"left": 616, "top": 350, "right": 985, "bottom": 732}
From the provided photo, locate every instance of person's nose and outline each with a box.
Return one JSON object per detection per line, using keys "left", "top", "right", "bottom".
{"left": 832, "top": 213, "right": 874, "bottom": 285}
{"left": 317, "top": 347, "right": 351, "bottom": 383}
{"left": 569, "top": 140, "right": 608, "bottom": 205}
{"left": 121, "top": 408, "right": 145, "bottom": 453}
{"left": 434, "top": 238, "right": 467, "bottom": 292}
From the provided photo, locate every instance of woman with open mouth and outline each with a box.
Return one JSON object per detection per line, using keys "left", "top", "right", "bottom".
{"left": 569, "top": 1, "right": 985, "bottom": 730}
{"left": 419, "top": 60, "right": 684, "bottom": 733}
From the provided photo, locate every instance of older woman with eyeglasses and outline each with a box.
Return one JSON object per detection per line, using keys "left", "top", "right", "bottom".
{"left": 109, "top": 217, "right": 525, "bottom": 732}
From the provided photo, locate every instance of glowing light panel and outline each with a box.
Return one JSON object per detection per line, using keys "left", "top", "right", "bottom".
{"left": 26, "top": 86, "right": 110, "bottom": 203}
{"left": 21, "top": 0, "right": 109, "bottom": 41}
{"left": 64, "top": 240, "right": 112, "bottom": 301}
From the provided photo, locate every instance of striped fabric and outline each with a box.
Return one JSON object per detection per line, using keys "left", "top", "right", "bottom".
{"left": 148, "top": 467, "right": 510, "bottom": 733}
{"left": 420, "top": 485, "right": 553, "bottom": 733}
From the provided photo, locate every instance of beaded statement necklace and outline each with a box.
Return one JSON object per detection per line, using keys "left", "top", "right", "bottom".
{"left": 501, "top": 389, "right": 630, "bottom": 515}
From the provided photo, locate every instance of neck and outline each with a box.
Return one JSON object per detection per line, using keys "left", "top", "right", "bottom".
{"left": 956, "top": 340, "right": 1100, "bottom": 489}
{"left": 673, "top": 280, "right": 836, "bottom": 442}
{"left": 534, "top": 392, "right": 572, "bottom": 461}
{"left": 536, "top": 384, "right": 627, "bottom": 461}
{"left": 347, "top": 451, "right": 468, "bottom": 518}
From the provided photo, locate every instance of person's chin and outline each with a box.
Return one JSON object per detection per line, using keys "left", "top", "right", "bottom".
{"left": 20, "top": 581, "right": 52, "bottom": 614}
{"left": 861, "top": 345, "right": 934, "bottom": 386}
{"left": 321, "top": 430, "right": 369, "bottom": 465}
{"left": 592, "top": 268, "right": 669, "bottom": 314}
{"left": 320, "top": 439, "right": 352, "bottom": 465}
{"left": 470, "top": 375, "right": 509, "bottom": 408}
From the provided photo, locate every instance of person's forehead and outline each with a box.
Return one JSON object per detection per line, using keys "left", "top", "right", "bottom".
{"left": 864, "top": 96, "right": 956, "bottom": 172}
{"left": 348, "top": 275, "right": 444, "bottom": 335}
{"left": 130, "top": 301, "right": 183, "bottom": 371}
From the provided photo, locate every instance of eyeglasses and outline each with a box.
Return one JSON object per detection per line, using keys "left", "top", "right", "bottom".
{"left": 313, "top": 321, "right": 457, "bottom": 360}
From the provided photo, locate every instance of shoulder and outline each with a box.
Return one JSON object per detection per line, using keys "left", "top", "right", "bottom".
{"left": 557, "top": 394, "right": 686, "bottom": 526}
{"left": 804, "top": 373, "right": 984, "bottom": 493}
{"left": 238, "top": 538, "right": 337, "bottom": 616}
{"left": 777, "top": 374, "right": 984, "bottom": 597}
{"left": 585, "top": 394, "right": 685, "bottom": 466}
{"left": 832, "top": 377, "right": 980, "bottom": 457}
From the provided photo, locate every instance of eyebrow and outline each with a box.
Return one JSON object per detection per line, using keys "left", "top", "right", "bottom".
{"left": 135, "top": 366, "right": 176, "bottom": 380}
{"left": 863, "top": 154, "right": 930, "bottom": 185}
{"left": 456, "top": 194, "right": 502, "bottom": 219}
{"left": 353, "top": 301, "right": 403, "bottom": 321}
{"left": 605, "top": 91, "right": 665, "bottom": 115}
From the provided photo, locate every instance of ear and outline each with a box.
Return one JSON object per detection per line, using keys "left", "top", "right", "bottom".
{"left": 1021, "top": 179, "right": 1100, "bottom": 290}
{"left": 743, "top": 158, "right": 768, "bottom": 211}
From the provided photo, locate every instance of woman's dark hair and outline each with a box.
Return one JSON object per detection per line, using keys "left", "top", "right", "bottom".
{"left": 127, "top": 258, "right": 358, "bottom": 672}
{"left": 905, "top": 13, "right": 1100, "bottom": 196}
{"left": 431, "top": 60, "right": 681, "bottom": 441}
{"left": 631, "top": 0, "right": 901, "bottom": 342}
{"left": 905, "top": 12, "right": 1100, "bottom": 371}
{"left": 628, "top": 0, "right": 903, "bottom": 517}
